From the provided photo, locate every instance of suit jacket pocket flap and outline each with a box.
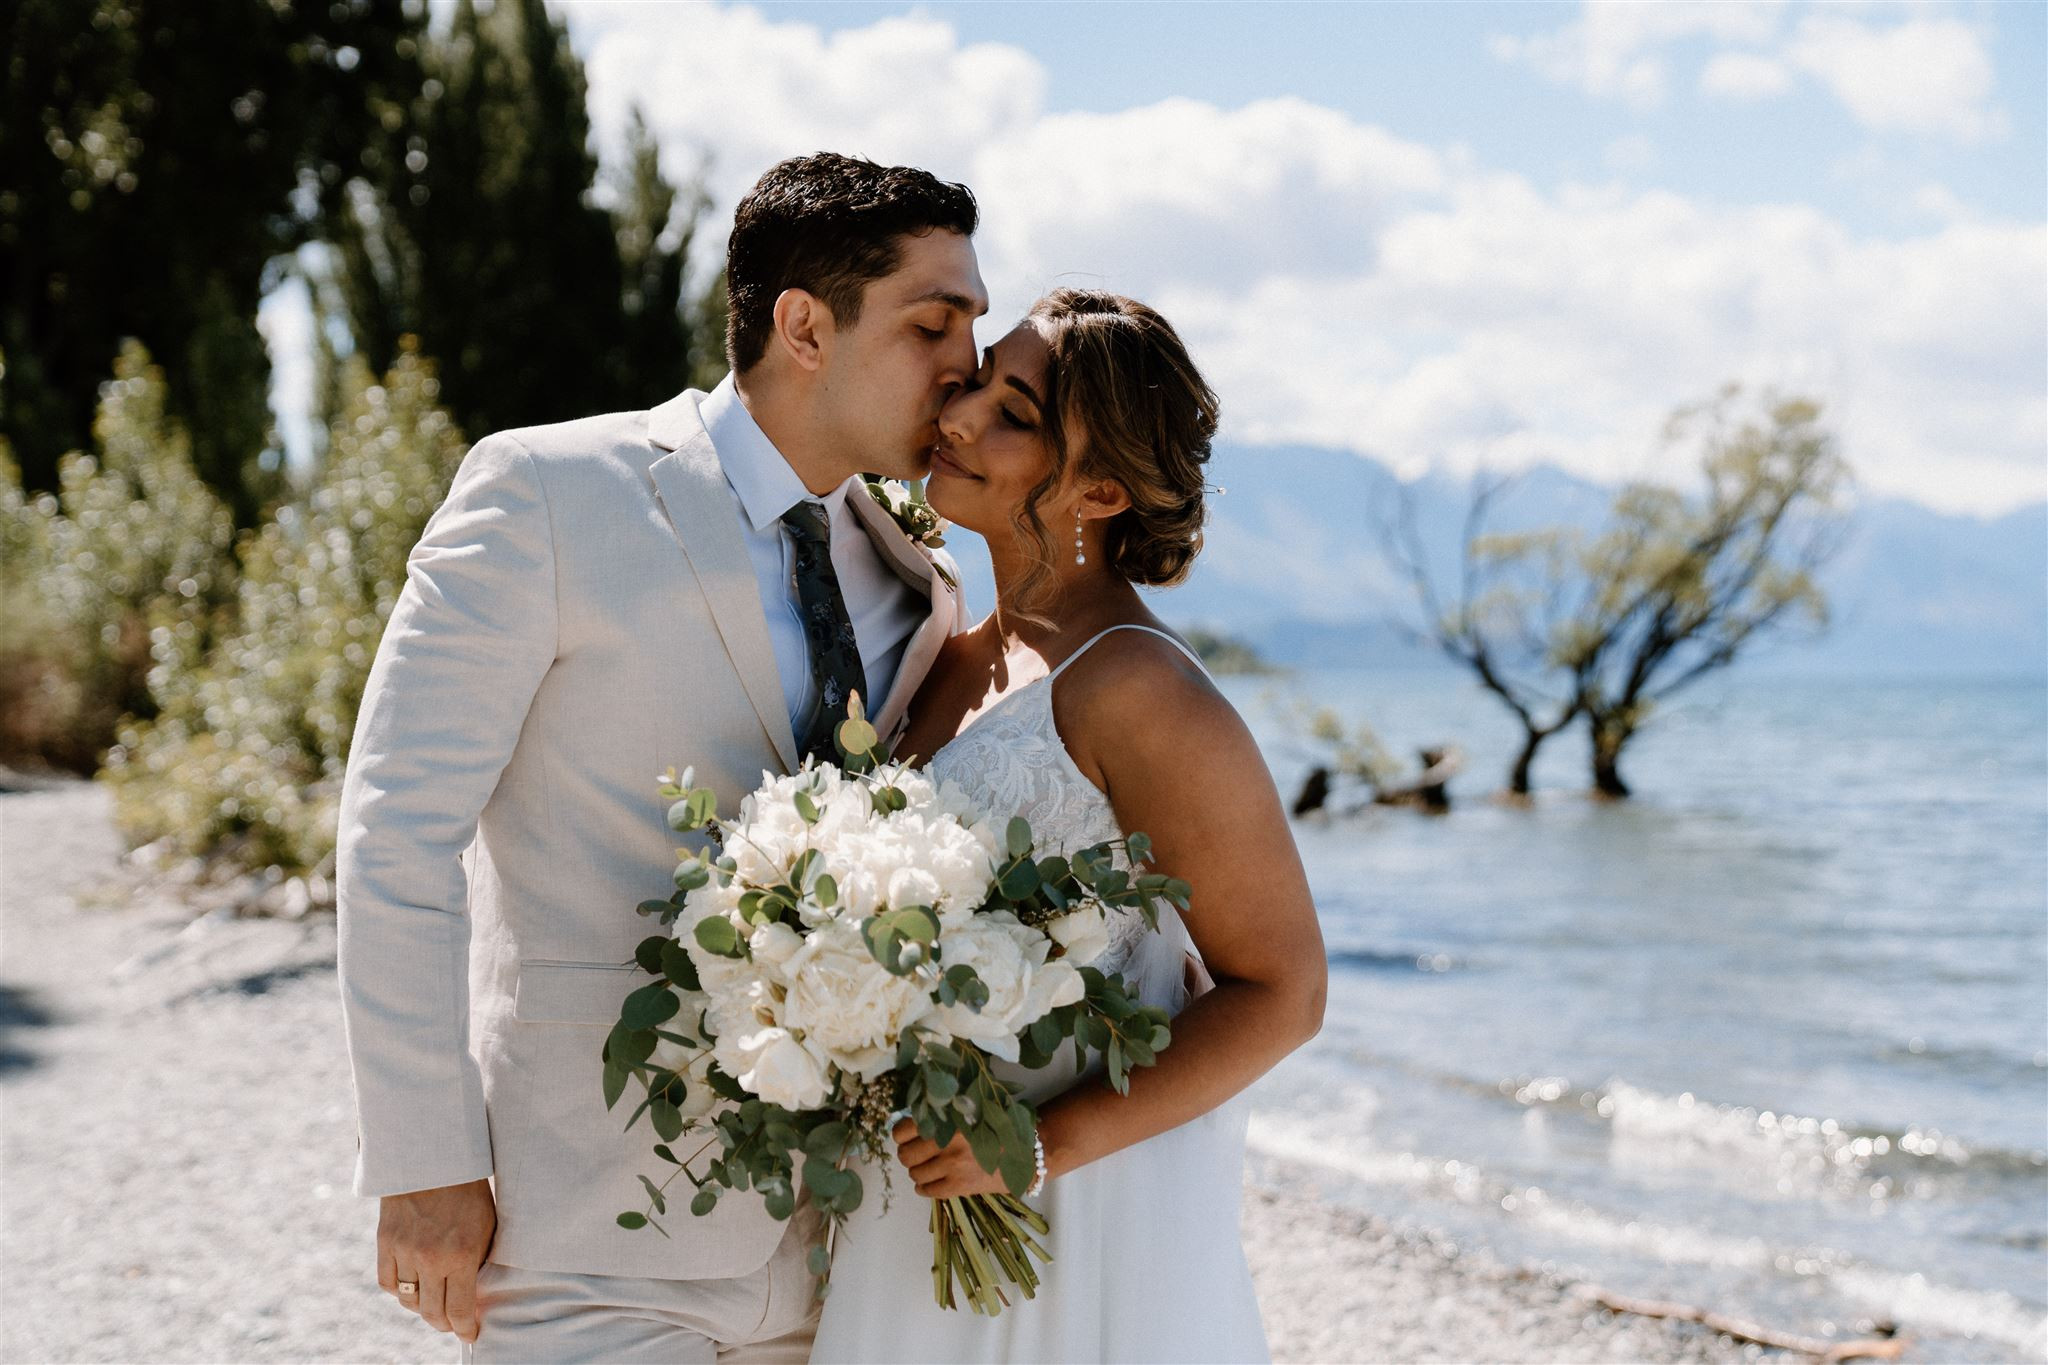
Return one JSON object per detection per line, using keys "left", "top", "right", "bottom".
{"left": 515, "top": 960, "right": 642, "bottom": 1024}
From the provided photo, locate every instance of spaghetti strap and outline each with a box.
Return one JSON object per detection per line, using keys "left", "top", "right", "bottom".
{"left": 1046, "top": 623, "right": 1212, "bottom": 683}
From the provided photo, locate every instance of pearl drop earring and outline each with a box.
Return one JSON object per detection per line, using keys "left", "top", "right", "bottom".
{"left": 1074, "top": 511, "right": 1086, "bottom": 566}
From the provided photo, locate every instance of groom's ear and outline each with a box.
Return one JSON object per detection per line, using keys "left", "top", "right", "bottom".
{"left": 769, "top": 288, "right": 834, "bottom": 373}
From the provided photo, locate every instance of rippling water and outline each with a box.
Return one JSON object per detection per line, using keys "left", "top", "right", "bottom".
{"left": 1224, "top": 670, "right": 2048, "bottom": 1361}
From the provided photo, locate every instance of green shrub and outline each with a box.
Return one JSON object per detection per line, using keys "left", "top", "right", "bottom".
{"left": 108, "top": 342, "right": 467, "bottom": 873}
{"left": 0, "top": 344, "right": 238, "bottom": 773}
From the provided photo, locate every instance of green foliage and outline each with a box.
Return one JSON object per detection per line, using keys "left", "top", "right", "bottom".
{"left": 0, "top": 344, "right": 237, "bottom": 773}
{"left": 1181, "top": 628, "right": 1279, "bottom": 676}
{"left": 106, "top": 345, "right": 466, "bottom": 871}
{"left": 1570, "top": 387, "right": 1846, "bottom": 794}
{"left": 1393, "top": 383, "right": 1847, "bottom": 796}
{"left": 0, "top": 0, "right": 428, "bottom": 523}
{"left": 331, "top": 0, "right": 722, "bottom": 447}
{"left": 1285, "top": 700, "right": 1402, "bottom": 789}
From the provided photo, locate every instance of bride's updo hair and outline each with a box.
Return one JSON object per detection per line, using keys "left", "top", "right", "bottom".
{"left": 1011, "top": 288, "right": 1219, "bottom": 615}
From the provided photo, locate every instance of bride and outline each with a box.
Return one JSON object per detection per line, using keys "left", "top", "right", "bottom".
{"left": 812, "top": 288, "right": 1328, "bottom": 1363}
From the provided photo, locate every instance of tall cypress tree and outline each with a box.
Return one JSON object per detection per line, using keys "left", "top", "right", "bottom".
{"left": 0, "top": 0, "right": 426, "bottom": 524}
{"left": 333, "top": 0, "right": 714, "bottom": 442}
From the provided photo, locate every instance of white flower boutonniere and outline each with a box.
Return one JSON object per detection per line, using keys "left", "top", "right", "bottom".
{"left": 864, "top": 477, "right": 958, "bottom": 589}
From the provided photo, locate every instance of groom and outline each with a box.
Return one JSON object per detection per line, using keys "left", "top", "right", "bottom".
{"left": 336, "top": 153, "right": 986, "bottom": 1361}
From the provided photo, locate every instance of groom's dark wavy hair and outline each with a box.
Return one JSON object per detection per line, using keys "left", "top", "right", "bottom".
{"left": 724, "top": 153, "right": 979, "bottom": 373}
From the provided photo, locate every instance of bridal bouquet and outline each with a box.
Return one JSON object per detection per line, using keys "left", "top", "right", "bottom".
{"left": 601, "top": 698, "right": 1187, "bottom": 1315}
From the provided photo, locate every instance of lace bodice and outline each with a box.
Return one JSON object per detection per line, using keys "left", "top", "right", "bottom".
{"left": 925, "top": 625, "right": 1209, "bottom": 979}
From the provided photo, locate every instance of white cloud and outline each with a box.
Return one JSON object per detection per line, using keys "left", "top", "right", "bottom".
{"left": 1501, "top": 2, "right": 2005, "bottom": 144}
{"left": 1699, "top": 51, "right": 1795, "bottom": 100}
{"left": 1603, "top": 133, "right": 1658, "bottom": 174}
{"left": 1909, "top": 181, "right": 1973, "bottom": 224}
{"left": 1490, "top": 1, "right": 1788, "bottom": 108}
{"left": 573, "top": 1, "right": 1039, "bottom": 221}
{"left": 1784, "top": 14, "right": 2003, "bottom": 140}
{"left": 561, "top": 2, "right": 2047, "bottom": 516}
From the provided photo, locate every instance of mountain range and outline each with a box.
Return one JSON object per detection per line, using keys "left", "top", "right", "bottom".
{"left": 943, "top": 443, "right": 2047, "bottom": 678}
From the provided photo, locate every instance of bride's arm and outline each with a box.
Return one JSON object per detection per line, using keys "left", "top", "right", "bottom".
{"left": 894, "top": 642, "right": 1327, "bottom": 1196}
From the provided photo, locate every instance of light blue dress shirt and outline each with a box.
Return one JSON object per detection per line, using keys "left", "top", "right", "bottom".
{"left": 697, "top": 375, "right": 925, "bottom": 738}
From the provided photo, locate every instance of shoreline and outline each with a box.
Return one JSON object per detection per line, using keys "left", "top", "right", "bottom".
{"left": 3, "top": 783, "right": 1767, "bottom": 1363}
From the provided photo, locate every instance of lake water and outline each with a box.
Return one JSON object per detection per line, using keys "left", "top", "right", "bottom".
{"left": 1221, "top": 669, "right": 2048, "bottom": 1362}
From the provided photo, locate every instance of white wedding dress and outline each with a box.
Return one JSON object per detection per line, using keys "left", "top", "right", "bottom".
{"left": 810, "top": 624, "right": 1269, "bottom": 1364}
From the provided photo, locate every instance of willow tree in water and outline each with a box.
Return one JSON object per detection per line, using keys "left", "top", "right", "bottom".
{"left": 1571, "top": 388, "right": 1848, "bottom": 796}
{"left": 1381, "top": 478, "right": 1592, "bottom": 796}
{"left": 1382, "top": 385, "right": 1849, "bottom": 799}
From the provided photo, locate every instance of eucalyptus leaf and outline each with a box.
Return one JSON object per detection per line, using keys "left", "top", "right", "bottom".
{"left": 999, "top": 859, "right": 1041, "bottom": 899}
{"left": 660, "top": 940, "right": 701, "bottom": 991}
{"left": 634, "top": 935, "right": 668, "bottom": 974}
{"left": 651, "top": 1095, "right": 684, "bottom": 1143}
{"left": 602, "top": 1057, "right": 628, "bottom": 1110}
{"left": 622, "top": 981, "right": 682, "bottom": 1031}
{"left": 693, "top": 916, "right": 741, "bottom": 958}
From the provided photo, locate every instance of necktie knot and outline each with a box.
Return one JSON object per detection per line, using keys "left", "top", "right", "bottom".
{"left": 780, "top": 500, "right": 831, "bottom": 546}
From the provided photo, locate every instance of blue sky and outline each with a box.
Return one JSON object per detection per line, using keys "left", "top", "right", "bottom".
{"left": 269, "top": 1, "right": 2044, "bottom": 514}
{"left": 744, "top": 0, "right": 2045, "bottom": 235}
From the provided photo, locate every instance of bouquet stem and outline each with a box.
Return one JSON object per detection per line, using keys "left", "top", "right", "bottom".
{"left": 928, "top": 1193, "right": 1053, "bottom": 1315}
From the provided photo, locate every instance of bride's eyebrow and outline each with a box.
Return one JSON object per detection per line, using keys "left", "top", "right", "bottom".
{"left": 982, "top": 346, "right": 1046, "bottom": 413}
{"left": 1004, "top": 373, "right": 1046, "bottom": 415}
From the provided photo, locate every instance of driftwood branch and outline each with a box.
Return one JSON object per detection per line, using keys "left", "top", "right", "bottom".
{"left": 1574, "top": 1283, "right": 1907, "bottom": 1361}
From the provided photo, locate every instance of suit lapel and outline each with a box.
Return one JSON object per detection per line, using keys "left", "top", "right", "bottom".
{"left": 846, "top": 486, "right": 959, "bottom": 749}
{"left": 647, "top": 395, "right": 800, "bottom": 774}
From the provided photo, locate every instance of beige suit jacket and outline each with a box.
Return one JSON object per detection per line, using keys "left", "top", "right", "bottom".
{"left": 336, "top": 389, "right": 963, "bottom": 1280}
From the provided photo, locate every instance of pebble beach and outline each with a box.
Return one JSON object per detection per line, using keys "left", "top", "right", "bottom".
{"left": 1, "top": 782, "right": 1761, "bottom": 1364}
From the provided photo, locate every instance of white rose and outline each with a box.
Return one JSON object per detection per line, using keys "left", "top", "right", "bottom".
{"left": 1045, "top": 907, "right": 1113, "bottom": 967}
{"left": 778, "top": 920, "right": 934, "bottom": 1080}
{"left": 749, "top": 921, "right": 803, "bottom": 973}
{"left": 720, "top": 1026, "right": 832, "bottom": 1110}
{"left": 929, "top": 912, "right": 1075, "bottom": 1061}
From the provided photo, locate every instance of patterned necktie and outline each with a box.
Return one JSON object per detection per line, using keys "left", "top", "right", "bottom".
{"left": 780, "top": 500, "right": 870, "bottom": 764}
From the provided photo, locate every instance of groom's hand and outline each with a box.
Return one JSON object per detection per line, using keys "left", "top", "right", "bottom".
{"left": 377, "top": 1178, "right": 497, "bottom": 1343}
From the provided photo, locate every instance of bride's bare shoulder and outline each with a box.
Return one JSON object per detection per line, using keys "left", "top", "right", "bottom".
{"left": 1054, "top": 624, "right": 1245, "bottom": 776}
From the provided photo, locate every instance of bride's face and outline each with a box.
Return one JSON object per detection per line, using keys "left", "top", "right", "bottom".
{"left": 925, "top": 322, "right": 1061, "bottom": 537}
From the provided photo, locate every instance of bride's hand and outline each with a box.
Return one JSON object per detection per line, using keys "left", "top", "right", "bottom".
{"left": 891, "top": 1117, "right": 1013, "bottom": 1199}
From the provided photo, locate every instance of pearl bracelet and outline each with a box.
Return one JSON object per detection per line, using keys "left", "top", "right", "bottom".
{"left": 1024, "top": 1133, "right": 1048, "bottom": 1196}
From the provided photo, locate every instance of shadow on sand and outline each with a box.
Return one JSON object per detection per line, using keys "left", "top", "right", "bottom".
{"left": 0, "top": 982, "right": 57, "bottom": 1073}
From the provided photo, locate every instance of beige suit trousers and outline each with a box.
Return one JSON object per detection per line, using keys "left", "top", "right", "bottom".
{"left": 457, "top": 1204, "right": 823, "bottom": 1364}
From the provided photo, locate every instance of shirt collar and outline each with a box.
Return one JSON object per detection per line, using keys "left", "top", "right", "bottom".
{"left": 700, "top": 373, "right": 851, "bottom": 533}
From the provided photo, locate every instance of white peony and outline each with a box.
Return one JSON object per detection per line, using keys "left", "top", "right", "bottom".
{"left": 930, "top": 912, "right": 1085, "bottom": 1061}
{"left": 831, "top": 810, "right": 996, "bottom": 927}
{"left": 778, "top": 920, "right": 935, "bottom": 1080}
{"left": 718, "top": 1026, "right": 833, "bottom": 1110}
{"left": 1044, "top": 907, "right": 1113, "bottom": 967}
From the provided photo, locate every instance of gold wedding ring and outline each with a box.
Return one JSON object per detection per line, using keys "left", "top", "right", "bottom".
{"left": 396, "top": 1279, "right": 419, "bottom": 1296}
